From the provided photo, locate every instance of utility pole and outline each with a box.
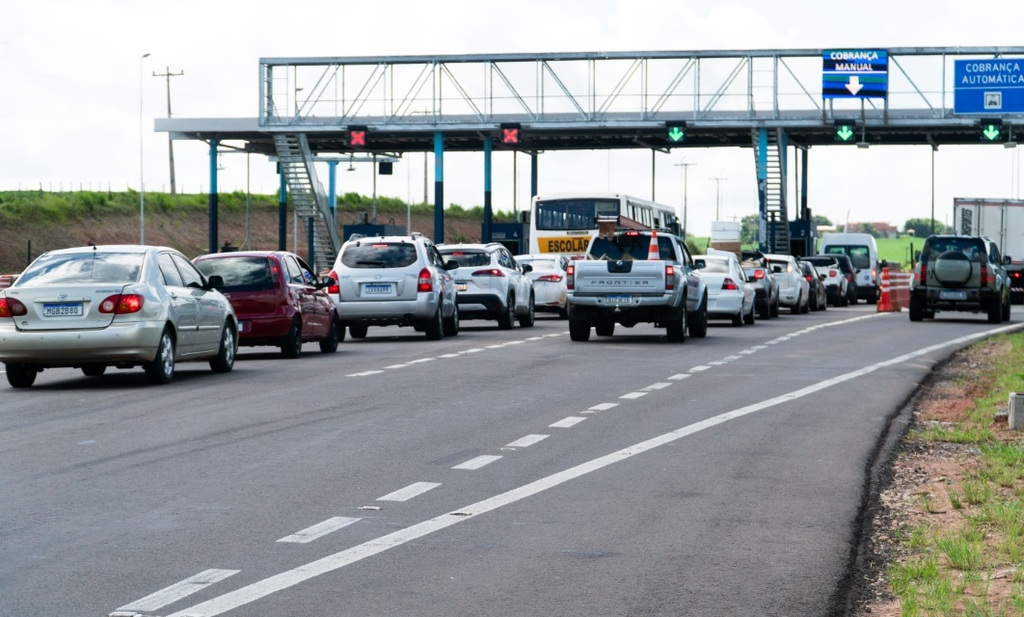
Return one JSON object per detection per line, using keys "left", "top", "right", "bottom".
{"left": 153, "top": 67, "right": 184, "bottom": 194}
{"left": 674, "top": 160, "right": 696, "bottom": 235}
{"left": 710, "top": 175, "right": 728, "bottom": 220}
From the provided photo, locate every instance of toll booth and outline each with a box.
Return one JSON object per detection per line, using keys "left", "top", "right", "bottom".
{"left": 483, "top": 223, "right": 528, "bottom": 254}
{"left": 342, "top": 224, "right": 406, "bottom": 242}
{"left": 788, "top": 219, "right": 818, "bottom": 257}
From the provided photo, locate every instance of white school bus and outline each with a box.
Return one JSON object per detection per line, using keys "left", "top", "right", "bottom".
{"left": 528, "top": 192, "right": 680, "bottom": 257}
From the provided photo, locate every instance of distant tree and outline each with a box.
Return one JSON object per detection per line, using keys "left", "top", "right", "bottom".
{"left": 855, "top": 222, "right": 880, "bottom": 238}
{"left": 740, "top": 213, "right": 760, "bottom": 245}
{"left": 812, "top": 214, "right": 832, "bottom": 228}
{"left": 904, "top": 218, "right": 950, "bottom": 237}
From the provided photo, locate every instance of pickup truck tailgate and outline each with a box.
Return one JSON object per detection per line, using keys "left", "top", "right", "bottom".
{"left": 572, "top": 260, "right": 667, "bottom": 295}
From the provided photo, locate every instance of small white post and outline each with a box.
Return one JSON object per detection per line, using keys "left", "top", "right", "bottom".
{"left": 1008, "top": 392, "right": 1023, "bottom": 430}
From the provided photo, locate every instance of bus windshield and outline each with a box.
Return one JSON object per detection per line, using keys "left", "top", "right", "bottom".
{"left": 534, "top": 198, "right": 621, "bottom": 231}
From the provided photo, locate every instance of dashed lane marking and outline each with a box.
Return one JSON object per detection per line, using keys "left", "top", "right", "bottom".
{"left": 505, "top": 434, "right": 549, "bottom": 448}
{"left": 452, "top": 455, "right": 503, "bottom": 470}
{"left": 377, "top": 482, "right": 441, "bottom": 502}
{"left": 116, "top": 569, "right": 239, "bottom": 613}
{"left": 277, "top": 517, "right": 361, "bottom": 544}
{"left": 549, "top": 417, "right": 586, "bottom": 428}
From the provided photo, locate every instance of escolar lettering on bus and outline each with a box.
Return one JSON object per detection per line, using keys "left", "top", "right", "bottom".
{"left": 543, "top": 237, "right": 590, "bottom": 253}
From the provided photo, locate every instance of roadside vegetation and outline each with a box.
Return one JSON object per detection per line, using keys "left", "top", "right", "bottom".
{"left": 878, "top": 334, "right": 1024, "bottom": 616}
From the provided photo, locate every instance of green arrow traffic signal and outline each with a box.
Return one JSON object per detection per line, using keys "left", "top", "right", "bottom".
{"left": 665, "top": 122, "right": 686, "bottom": 143}
{"left": 981, "top": 120, "right": 1003, "bottom": 142}
{"left": 835, "top": 122, "right": 855, "bottom": 143}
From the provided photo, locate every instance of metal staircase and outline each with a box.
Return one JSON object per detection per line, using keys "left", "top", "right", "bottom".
{"left": 273, "top": 134, "right": 339, "bottom": 272}
{"left": 753, "top": 128, "right": 789, "bottom": 254}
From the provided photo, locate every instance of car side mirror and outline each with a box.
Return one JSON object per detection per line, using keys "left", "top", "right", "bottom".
{"left": 1004, "top": 256, "right": 1012, "bottom": 265}
{"left": 205, "top": 274, "right": 225, "bottom": 289}
{"left": 320, "top": 276, "right": 337, "bottom": 289}
{"left": 444, "top": 260, "right": 460, "bottom": 270}
{"left": 521, "top": 264, "right": 533, "bottom": 273}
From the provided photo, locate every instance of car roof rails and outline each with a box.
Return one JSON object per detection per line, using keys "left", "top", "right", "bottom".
{"left": 410, "top": 231, "right": 424, "bottom": 239}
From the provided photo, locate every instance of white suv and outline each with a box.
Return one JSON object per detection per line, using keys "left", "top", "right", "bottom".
{"left": 764, "top": 253, "right": 810, "bottom": 314}
{"left": 437, "top": 243, "right": 536, "bottom": 329}
{"left": 328, "top": 234, "right": 460, "bottom": 340}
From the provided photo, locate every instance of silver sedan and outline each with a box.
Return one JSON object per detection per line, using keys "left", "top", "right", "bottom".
{"left": 0, "top": 245, "right": 238, "bottom": 388}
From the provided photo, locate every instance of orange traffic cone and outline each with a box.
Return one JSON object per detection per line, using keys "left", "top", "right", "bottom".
{"left": 647, "top": 230, "right": 659, "bottom": 260}
{"left": 876, "top": 267, "right": 894, "bottom": 312}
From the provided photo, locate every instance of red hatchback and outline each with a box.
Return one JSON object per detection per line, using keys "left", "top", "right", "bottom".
{"left": 193, "top": 250, "right": 340, "bottom": 358}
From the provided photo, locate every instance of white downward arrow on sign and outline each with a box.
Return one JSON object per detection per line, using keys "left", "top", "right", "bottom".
{"left": 846, "top": 75, "right": 863, "bottom": 95}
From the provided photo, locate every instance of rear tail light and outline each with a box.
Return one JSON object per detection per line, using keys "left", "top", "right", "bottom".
{"left": 0, "top": 297, "right": 27, "bottom": 318}
{"left": 804, "top": 274, "right": 813, "bottom": 282}
{"left": 753, "top": 269, "right": 765, "bottom": 280}
{"left": 721, "top": 278, "right": 738, "bottom": 291}
{"left": 537, "top": 274, "right": 563, "bottom": 283}
{"left": 566, "top": 264, "right": 575, "bottom": 290}
{"left": 328, "top": 270, "right": 340, "bottom": 295}
{"left": 665, "top": 265, "right": 675, "bottom": 290}
{"left": 417, "top": 268, "right": 433, "bottom": 292}
{"left": 829, "top": 270, "right": 838, "bottom": 278}
{"left": 471, "top": 268, "right": 505, "bottom": 277}
{"left": 99, "top": 294, "right": 144, "bottom": 314}
{"left": 916, "top": 264, "right": 927, "bottom": 284}
{"left": 981, "top": 264, "right": 991, "bottom": 285}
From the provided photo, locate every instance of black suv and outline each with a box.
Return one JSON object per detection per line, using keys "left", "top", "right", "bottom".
{"left": 909, "top": 234, "right": 1011, "bottom": 323}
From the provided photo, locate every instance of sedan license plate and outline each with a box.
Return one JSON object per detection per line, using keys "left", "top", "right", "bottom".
{"left": 456, "top": 283, "right": 468, "bottom": 292}
{"left": 605, "top": 294, "right": 632, "bottom": 306}
{"left": 43, "top": 302, "right": 83, "bottom": 317}
{"left": 362, "top": 283, "right": 394, "bottom": 296}
{"left": 940, "top": 290, "right": 967, "bottom": 301}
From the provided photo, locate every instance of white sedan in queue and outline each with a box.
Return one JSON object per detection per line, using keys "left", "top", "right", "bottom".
{"left": 694, "top": 252, "right": 756, "bottom": 326}
{"left": 514, "top": 254, "right": 569, "bottom": 318}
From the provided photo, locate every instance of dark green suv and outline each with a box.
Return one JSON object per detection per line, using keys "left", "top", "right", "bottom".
{"left": 909, "top": 235, "right": 1011, "bottom": 323}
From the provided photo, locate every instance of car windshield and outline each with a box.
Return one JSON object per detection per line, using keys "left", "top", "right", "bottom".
{"left": 441, "top": 251, "right": 490, "bottom": 267}
{"left": 341, "top": 242, "right": 418, "bottom": 268}
{"left": 16, "top": 251, "right": 143, "bottom": 286}
{"left": 824, "top": 244, "right": 871, "bottom": 269}
{"left": 195, "top": 257, "right": 275, "bottom": 291}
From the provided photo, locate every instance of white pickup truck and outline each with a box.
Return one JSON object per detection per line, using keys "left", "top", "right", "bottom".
{"left": 566, "top": 230, "right": 708, "bottom": 342}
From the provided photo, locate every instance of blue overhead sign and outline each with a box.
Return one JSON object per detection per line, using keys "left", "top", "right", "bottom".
{"left": 953, "top": 59, "right": 1024, "bottom": 114}
{"left": 822, "top": 49, "right": 888, "bottom": 99}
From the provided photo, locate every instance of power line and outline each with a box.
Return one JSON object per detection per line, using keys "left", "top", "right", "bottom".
{"left": 153, "top": 67, "right": 184, "bottom": 195}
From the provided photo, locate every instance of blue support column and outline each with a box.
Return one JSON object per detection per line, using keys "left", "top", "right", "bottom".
{"left": 328, "top": 160, "right": 338, "bottom": 228}
{"left": 483, "top": 137, "right": 492, "bottom": 243}
{"left": 434, "top": 132, "right": 444, "bottom": 243}
{"left": 208, "top": 139, "right": 219, "bottom": 254}
{"left": 278, "top": 168, "right": 287, "bottom": 250}
{"left": 756, "top": 128, "right": 768, "bottom": 253}
{"left": 530, "top": 152, "right": 539, "bottom": 205}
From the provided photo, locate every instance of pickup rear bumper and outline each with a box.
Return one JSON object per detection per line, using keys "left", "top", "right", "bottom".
{"left": 567, "top": 297, "right": 683, "bottom": 327}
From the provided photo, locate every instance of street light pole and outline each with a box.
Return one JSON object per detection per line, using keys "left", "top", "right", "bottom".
{"left": 710, "top": 175, "right": 728, "bottom": 221}
{"left": 139, "top": 52, "right": 150, "bottom": 244}
{"left": 674, "top": 160, "right": 696, "bottom": 235}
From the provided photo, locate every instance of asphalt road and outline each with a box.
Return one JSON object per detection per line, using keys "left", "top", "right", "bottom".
{"left": 2, "top": 304, "right": 1021, "bottom": 617}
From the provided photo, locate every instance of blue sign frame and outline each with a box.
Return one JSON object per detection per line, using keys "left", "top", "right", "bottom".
{"left": 953, "top": 59, "right": 1024, "bottom": 114}
{"left": 822, "top": 49, "right": 888, "bottom": 99}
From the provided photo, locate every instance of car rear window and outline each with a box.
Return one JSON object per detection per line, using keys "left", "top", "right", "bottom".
{"left": 923, "top": 238, "right": 985, "bottom": 263}
{"left": 589, "top": 234, "right": 672, "bottom": 260}
{"left": 520, "top": 258, "right": 557, "bottom": 270}
{"left": 441, "top": 251, "right": 490, "bottom": 267}
{"left": 805, "top": 256, "right": 837, "bottom": 267}
{"left": 16, "top": 251, "right": 143, "bottom": 286}
{"left": 695, "top": 258, "right": 730, "bottom": 273}
{"left": 195, "top": 256, "right": 275, "bottom": 291}
{"left": 341, "top": 243, "right": 418, "bottom": 268}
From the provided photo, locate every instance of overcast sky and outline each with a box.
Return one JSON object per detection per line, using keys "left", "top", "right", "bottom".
{"left": 2, "top": 0, "right": 1022, "bottom": 237}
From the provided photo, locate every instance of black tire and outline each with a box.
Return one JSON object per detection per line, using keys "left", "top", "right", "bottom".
{"left": 443, "top": 302, "right": 460, "bottom": 337}
{"left": 909, "top": 295, "right": 925, "bottom": 322}
{"left": 568, "top": 318, "right": 591, "bottom": 342}
{"left": 594, "top": 321, "right": 615, "bottom": 337}
{"left": 6, "top": 364, "right": 38, "bottom": 388}
{"left": 666, "top": 307, "right": 687, "bottom": 342}
{"left": 743, "top": 301, "right": 756, "bottom": 325}
{"left": 81, "top": 365, "right": 107, "bottom": 377}
{"left": 424, "top": 305, "right": 444, "bottom": 340}
{"left": 144, "top": 329, "right": 175, "bottom": 385}
{"left": 558, "top": 305, "right": 569, "bottom": 319}
{"left": 281, "top": 318, "right": 303, "bottom": 359}
{"left": 688, "top": 295, "right": 709, "bottom": 338}
{"left": 349, "top": 324, "right": 368, "bottom": 339}
{"left": 988, "top": 297, "right": 1003, "bottom": 324}
{"left": 800, "top": 292, "right": 810, "bottom": 314}
{"left": 1002, "top": 293, "right": 1011, "bottom": 322}
{"left": 518, "top": 294, "right": 536, "bottom": 327}
{"left": 210, "top": 323, "right": 237, "bottom": 373}
{"left": 319, "top": 317, "right": 341, "bottom": 353}
{"left": 731, "top": 309, "right": 744, "bottom": 327}
{"left": 770, "top": 296, "right": 779, "bottom": 317}
{"left": 840, "top": 291, "right": 849, "bottom": 307}
{"left": 497, "top": 295, "right": 515, "bottom": 330}
{"left": 756, "top": 299, "right": 770, "bottom": 320}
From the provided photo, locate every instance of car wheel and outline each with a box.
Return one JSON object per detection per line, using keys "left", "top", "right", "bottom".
{"left": 518, "top": 293, "right": 536, "bottom": 327}
{"left": 558, "top": 305, "right": 569, "bottom": 319}
{"left": 688, "top": 294, "right": 709, "bottom": 338}
{"left": 82, "top": 365, "right": 107, "bottom": 377}
{"left": 770, "top": 296, "right": 779, "bottom": 317}
{"left": 281, "top": 317, "right": 303, "bottom": 359}
{"left": 319, "top": 317, "right": 341, "bottom": 353}
{"left": 987, "top": 297, "right": 1004, "bottom": 324}
{"left": 756, "top": 299, "right": 770, "bottom": 320}
{"left": 840, "top": 291, "right": 849, "bottom": 307}
{"left": 666, "top": 308, "right": 687, "bottom": 342}
{"left": 568, "top": 317, "right": 591, "bottom": 342}
{"left": 594, "top": 321, "right": 615, "bottom": 337}
{"left": 1003, "top": 293, "right": 1011, "bottom": 322}
{"left": 424, "top": 304, "right": 444, "bottom": 340}
{"left": 443, "top": 301, "right": 460, "bottom": 337}
{"left": 210, "top": 323, "right": 237, "bottom": 373}
{"left": 909, "top": 295, "right": 925, "bottom": 322}
{"left": 6, "top": 364, "right": 38, "bottom": 388}
{"left": 743, "top": 301, "right": 755, "bottom": 325}
{"left": 144, "top": 329, "right": 175, "bottom": 385}
{"left": 348, "top": 324, "right": 368, "bottom": 339}
{"left": 731, "top": 309, "right": 744, "bottom": 327}
{"left": 497, "top": 295, "right": 515, "bottom": 330}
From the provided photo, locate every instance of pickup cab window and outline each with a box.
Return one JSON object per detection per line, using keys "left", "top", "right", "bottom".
{"left": 589, "top": 233, "right": 676, "bottom": 261}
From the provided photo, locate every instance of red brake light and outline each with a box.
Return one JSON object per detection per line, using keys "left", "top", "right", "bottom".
{"left": 981, "top": 265, "right": 990, "bottom": 285}
{"left": 417, "top": 267, "right": 433, "bottom": 292}
{"left": 916, "top": 264, "right": 927, "bottom": 284}
{"left": 665, "top": 265, "right": 675, "bottom": 290}
{"left": 472, "top": 269, "right": 505, "bottom": 277}
{"left": 722, "top": 278, "right": 738, "bottom": 291}
{"left": 99, "top": 293, "right": 144, "bottom": 314}
{"left": 625, "top": 231, "right": 640, "bottom": 237}
{"left": 753, "top": 269, "right": 765, "bottom": 280}
{"left": 328, "top": 270, "right": 340, "bottom": 294}
{"left": 537, "top": 274, "right": 563, "bottom": 283}
{"left": 0, "top": 297, "right": 27, "bottom": 318}
{"left": 566, "top": 264, "right": 575, "bottom": 290}
{"left": 829, "top": 270, "right": 838, "bottom": 278}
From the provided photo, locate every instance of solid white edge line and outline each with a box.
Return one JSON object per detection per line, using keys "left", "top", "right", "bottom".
{"left": 117, "top": 569, "right": 239, "bottom": 612}
{"left": 164, "top": 322, "right": 1024, "bottom": 617}
{"left": 277, "top": 517, "right": 361, "bottom": 544}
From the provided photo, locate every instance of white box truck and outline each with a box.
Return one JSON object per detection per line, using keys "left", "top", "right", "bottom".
{"left": 953, "top": 197, "right": 1024, "bottom": 303}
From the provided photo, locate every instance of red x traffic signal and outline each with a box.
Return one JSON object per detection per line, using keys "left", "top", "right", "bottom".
{"left": 500, "top": 123, "right": 521, "bottom": 145}
{"left": 348, "top": 125, "right": 367, "bottom": 147}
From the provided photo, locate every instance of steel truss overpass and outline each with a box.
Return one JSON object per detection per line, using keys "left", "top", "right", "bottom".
{"left": 157, "top": 47, "right": 1024, "bottom": 271}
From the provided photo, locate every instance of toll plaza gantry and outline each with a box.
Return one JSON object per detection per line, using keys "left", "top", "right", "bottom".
{"left": 157, "top": 46, "right": 1024, "bottom": 273}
